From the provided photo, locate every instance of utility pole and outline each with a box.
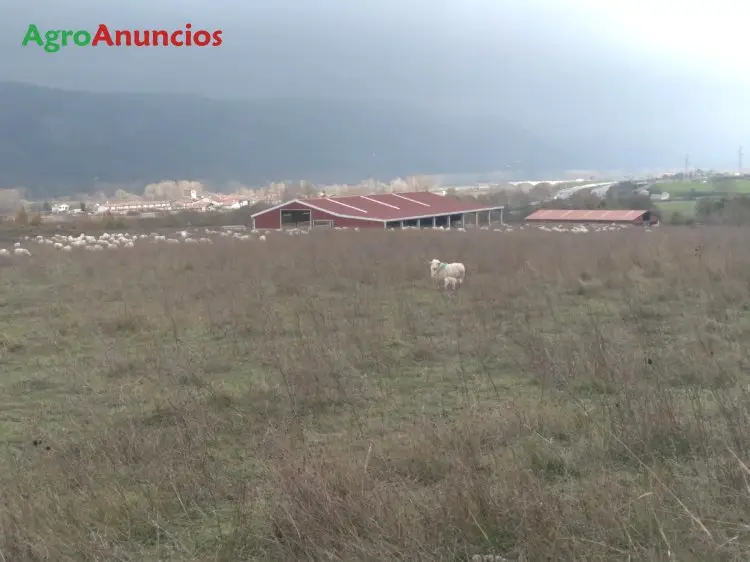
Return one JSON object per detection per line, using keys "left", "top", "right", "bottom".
{"left": 684, "top": 153, "right": 690, "bottom": 179}
{"left": 738, "top": 145, "right": 743, "bottom": 175}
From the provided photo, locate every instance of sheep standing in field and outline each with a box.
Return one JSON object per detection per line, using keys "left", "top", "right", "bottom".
{"left": 429, "top": 258, "right": 466, "bottom": 288}
{"left": 443, "top": 276, "right": 459, "bottom": 291}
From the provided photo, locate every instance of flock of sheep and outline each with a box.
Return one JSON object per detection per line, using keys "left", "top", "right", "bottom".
{"left": 2, "top": 228, "right": 277, "bottom": 256}
{"left": 0, "top": 221, "right": 640, "bottom": 269}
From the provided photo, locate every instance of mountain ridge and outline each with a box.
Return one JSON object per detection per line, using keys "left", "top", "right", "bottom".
{"left": 0, "top": 81, "right": 576, "bottom": 198}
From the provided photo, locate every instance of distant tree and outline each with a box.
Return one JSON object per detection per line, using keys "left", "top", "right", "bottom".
{"left": 669, "top": 211, "right": 694, "bottom": 225}
{"left": 694, "top": 194, "right": 750, "bottom": 225}
{"left": 29, "top": 213, "right": 42, "bottom": 226}
{"left": 507, "top": 191, "right": 533, "bottom": 208}
{"left": 42, "top": 201, "right": 52, "bottom": 213}
{"left": 617, "top": 193, "right": 653, "bottom": 210}
{"left": 281, "top": 181, "right": 304, "bottom": 202}
{"left": 15, "top": 206, "right": 28, "bottom": 225}
{"left": 102, "top": 210, "right": 125, "bottom": 230}
{"left": 529, "top": 183, "right": 554, "bottom": 201}
{"left": 696, "top": 198, "right": 724, "bottom": 219}
{"left": 408, "top": 175, "right": 435, "bottom": 192}
{"left": 80, "top": 201, "right": 86, "bottom": 212}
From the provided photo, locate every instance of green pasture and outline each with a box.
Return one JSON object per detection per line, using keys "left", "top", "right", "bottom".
{"left": 654, "top": 199, "right": 697, "bottom": 219}
{"left": 655, "top": 178, "right": 750, "bottom": 195}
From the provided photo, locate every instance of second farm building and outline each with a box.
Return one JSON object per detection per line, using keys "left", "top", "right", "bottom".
{"left": 524, "top": 209, "right": 660, "bottom": 226}
{"left": 251, "top": 191, "right": 505, "bottom": 230}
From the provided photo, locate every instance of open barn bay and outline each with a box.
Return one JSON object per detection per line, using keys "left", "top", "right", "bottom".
{"left": 1, "top": 226, "right": 750, "bottom": 561}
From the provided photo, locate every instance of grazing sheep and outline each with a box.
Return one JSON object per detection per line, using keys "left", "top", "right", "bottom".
{"left": 13, "top": 248, "right": 31, "bottom": 256}
{"left": 429, "top": 258, "right": 466, "bottom": 287}
{"left": 259, "top": 235, "right": 266, "bottom": 241}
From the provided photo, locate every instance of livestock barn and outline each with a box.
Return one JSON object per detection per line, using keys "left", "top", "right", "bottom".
{"left": 525, "top": 209, "right": 659, "bottom": 226}
{"left": 250, "top": 191, "right": 504, "bottom": 230}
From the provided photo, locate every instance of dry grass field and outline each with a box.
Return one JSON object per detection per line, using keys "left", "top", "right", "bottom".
{"left": 1, "top": 226, "right": 750, "bottom": 561}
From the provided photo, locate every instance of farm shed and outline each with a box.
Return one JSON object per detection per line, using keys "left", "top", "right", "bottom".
{"left": 525, "top": 209, "right": 659, "bottom": 226}
{"left": 251, "top": 191, "right": 505, "bottom": 230}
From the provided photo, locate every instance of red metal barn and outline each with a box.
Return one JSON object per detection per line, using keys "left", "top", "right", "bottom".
{"left": 524, "top": 209, "right": 659, "bottom": 226}
{"left": 251, "top": 191, "right": 505, "bottom": 230}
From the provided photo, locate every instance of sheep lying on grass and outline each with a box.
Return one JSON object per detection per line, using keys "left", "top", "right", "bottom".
{"left": 429, "top": 258, "right": 466, "bottom": 288}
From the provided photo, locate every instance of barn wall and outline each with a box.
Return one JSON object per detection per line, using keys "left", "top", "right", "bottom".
{"left": 252, "top": 202, "right": 383, "bottom": 229}
{"left": 253, "top": 211, "right": 282, "bottom": 229}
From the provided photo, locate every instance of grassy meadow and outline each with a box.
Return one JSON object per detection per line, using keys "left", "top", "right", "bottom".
{"left": 656, "top": 178, "right": 750, "bottom": 196}
{"left": 654, "top": 200, "right": 698, "bottom": 220}
{"left": 1, "top": 226, "right": 750, "bottom": 560}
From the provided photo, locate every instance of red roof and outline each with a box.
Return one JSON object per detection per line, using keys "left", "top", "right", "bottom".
{"left": 251, "top": 191, "right": 503, "bottom": 222}
{"left": 525, "top": 209, "right": 648, "bottom": 222}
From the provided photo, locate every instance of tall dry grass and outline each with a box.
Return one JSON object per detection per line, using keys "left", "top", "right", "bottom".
{"left": 0, "top": 226, "right": 749, "bottom": 561}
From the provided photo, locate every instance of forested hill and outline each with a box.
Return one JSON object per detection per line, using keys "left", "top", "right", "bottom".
{"left": 0, "top": 81, "right": 576, "bottom": 198}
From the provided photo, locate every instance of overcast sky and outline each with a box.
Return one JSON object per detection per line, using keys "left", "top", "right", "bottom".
{"left": 2, "top": 0, "right": 748, "bottom": 169}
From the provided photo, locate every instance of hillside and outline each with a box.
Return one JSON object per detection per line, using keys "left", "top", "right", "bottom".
{"left": 0, "top": 82, "right": 577, "bottom": 198}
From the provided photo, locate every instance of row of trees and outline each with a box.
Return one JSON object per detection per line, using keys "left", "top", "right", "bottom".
{"left": 694, "top": 195, "right": 750, "bottom": 225}
{"left": 460, "top": 181, "right": 658, "bottom": 223}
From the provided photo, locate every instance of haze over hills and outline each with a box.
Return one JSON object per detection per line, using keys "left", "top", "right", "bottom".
{"left": 0, "top": 80, "right": 739, "bottom": 199}
{"left": 0, "top": 81, "right": 568, "bottom": 198}
{"left": 3, "top": 1, "right": 750, "bottom": 198}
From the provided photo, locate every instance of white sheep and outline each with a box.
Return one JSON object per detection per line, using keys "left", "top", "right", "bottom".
{"left": 429, "top": 258, "right": 466, "bottom": 287}
{"left": 443, "top": 277, "right": 459, "bottom": 291}
{"left": 259, "top": 235, "right": 266, "bottom": 241}
{"left": 13, "top": 248, "right": 31, "bottom": 256}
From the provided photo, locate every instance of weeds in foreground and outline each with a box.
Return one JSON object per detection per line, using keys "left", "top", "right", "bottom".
{"left": 0, "top": 227, "right": 749, "bottom": 560}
